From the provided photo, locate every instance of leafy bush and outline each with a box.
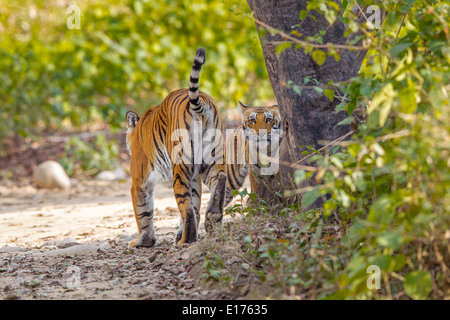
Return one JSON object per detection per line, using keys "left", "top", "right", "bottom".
{"left": 280, "top": 0, "right": 449, "bottom": 300}
{"left": 58, "top": 134, "right": 119, "bottom": 177}
{"left": 304, "top": 0, "right": 449, "bottom": 299}
{"left": 200, "top": 0, "right": 449, "bottom": 300}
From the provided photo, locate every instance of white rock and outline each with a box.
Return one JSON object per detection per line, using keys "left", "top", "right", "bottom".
{"left": 32, "top": 161, "right": 71, "bottom": 190}
{"left": 58, "top": 237, "right": 81, "bottom": 248}
{"left": 0, "top": 246, "right": 26, "bottom": 253}
{"left": 112, "top": 167, "right": 127, "bottom": 180}
{"left": 38, "top": 245, "right": 100, "bottom": 257}
{"left": 95, "top": 170, "right": 117, "bottom": 181}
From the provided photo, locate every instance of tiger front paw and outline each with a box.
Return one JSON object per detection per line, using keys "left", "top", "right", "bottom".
{"left": 204, "top": 211, "right": 223, "bottom": 233}
{"left": 128, "top": 231, "right": 157, "bottom": 248}
{"left": 128, "top": 239, "right": 139, "bottom": 249}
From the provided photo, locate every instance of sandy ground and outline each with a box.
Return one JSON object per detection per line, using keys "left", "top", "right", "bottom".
{"left": 0, "top": 178, "right": 248, "bottom": 300}
{"left": 0, "top": 179, "right": 198, "bottom": 248}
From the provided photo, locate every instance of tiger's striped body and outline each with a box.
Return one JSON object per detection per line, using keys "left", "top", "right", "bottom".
{"left": 224, "top": 102, "right": 282, "bottom": 205}
{"left": 126, "top": 48, "right": 226, "bottom": 247}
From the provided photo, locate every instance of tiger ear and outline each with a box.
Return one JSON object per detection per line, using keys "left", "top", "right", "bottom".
{"left": 238, "top": 101, "right": 250, "bottom": 110}
{"left": 126, "top": 111, "right": 140, "bottom": 129}
{"left": 237, "top": 101, "right": 249, "bottom": 121}
{"left": 271, "top": 104, "right": 280, "bottom": 115}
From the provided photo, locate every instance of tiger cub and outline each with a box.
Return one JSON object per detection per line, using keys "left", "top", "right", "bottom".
{"left": 125, "top": 48, "right": 226, "bottom": 247}
{"left": 224, "top": 102, "right": 282, "bottom": 205}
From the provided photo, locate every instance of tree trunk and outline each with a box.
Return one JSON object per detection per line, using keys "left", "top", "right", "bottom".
{"left": 246, "top": 1, "right": 377, "bottom": 209}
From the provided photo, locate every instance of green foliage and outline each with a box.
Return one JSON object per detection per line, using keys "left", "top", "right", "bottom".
{"left": 201, "top": 202, "right": 346, "bottom": 299}
{"left": 404, "top": 271, "right": 433, "bottom": 300}
{"left": 201, "top": 252, "right": 230, "bottom": 283}
{"left": 200, "top": 0, "right": 449, "bottom": 300}
{"left": 287, "top": 0, "right": 449, "bottom": 299}
{"left": 225, "top": 188, "right": 267, "bottom": 218}
{"left": 58, "top": 135, "right": 119, "bottom": 177}
{"left": 0, "top": 0, "right": 272, "bottom": 141}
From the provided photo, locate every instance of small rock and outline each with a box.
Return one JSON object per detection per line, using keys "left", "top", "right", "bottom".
{"left": 112, "top": 167, "right": 127, "bottom": 180}
{"left": 95, "top": 171, "right": 117, "bottom": 181}
{"left": 25, "top": 279, "right": 41, "bottom": 288}
{"left": 99, "top": 242, "right": 111, "bottom": 250}
{"left": 58, "top": 237, "right": 81, "bottom": 248}
{"left": 38, "top": 245, "right": 100, "bottom": 257}
{"left": 180, "top": 251, "right": 190, "bottom": 260}
{"left": 0, "top": 246, "right": 26, "bottom": 253}
{"left": 32, "top": 160, "right": 71, "bottom": 190}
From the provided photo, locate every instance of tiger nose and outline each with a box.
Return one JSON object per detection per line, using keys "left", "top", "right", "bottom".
{"left": 257, "top": 130, "right": 268, "bottom": 137}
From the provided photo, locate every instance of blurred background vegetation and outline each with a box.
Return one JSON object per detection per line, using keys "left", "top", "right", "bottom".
{"left": 0, "top": 0, "right": 272, "bottom": 144}
{"left": 0, "top": 0, "right": 274, "bottom": 178}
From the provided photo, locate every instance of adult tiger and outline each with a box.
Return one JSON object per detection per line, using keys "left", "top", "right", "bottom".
{"left": 125, "top": 48, "right": 226, "bottom": 248}
{"left": 224, "top": 102, "right": 282, "bottom": 205}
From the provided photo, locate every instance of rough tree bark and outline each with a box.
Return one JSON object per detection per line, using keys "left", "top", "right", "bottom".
{"left": 246, "top": 0, "right": 379, "bottom": 210}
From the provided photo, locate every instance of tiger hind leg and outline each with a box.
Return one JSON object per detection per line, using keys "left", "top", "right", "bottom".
{"left": 176, "top": 172, "right": 202, "bottom": 243}
{"left": 173, "top": 164, "right": 200, "bottom": 245}
{"left": 202, "top": 170, "right": 227, "bottom": 233}
{"left": 128, "top": 179, "right": 157, "bottom": 248}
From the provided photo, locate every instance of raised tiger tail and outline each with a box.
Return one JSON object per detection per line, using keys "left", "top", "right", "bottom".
{"left": 189, "top": 47, "right": 206, "bottom": 113}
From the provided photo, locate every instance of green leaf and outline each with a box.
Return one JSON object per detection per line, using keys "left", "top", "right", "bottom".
{"left": 389, "top": 42, "right": 413, "bottom": 58}
{"left": 299, "top": 10, "right": 308, "bottom": 20}
{"left": 368, "top": 196, "right": 395, "bottom": 225}
{"left": 341, "top": 221, "right": 365, "bottom": 248}
{"left": 338, "top": 189, "right": 350, "bottom": 208}
{"left": 369, "top": 255, "right": 392, "bottom": 271}
{"left": 313, "top": 86, "right": 324, "bottom": 94}
{"left": 291, "top": 30, "right": 302, "bottom": 38}
{"left": 292, "top": 85, "right": 302, "bottom": 96}
{"left": 276, "top": 42, "right": 292, "bottom": 57}
{"left": 248, "top": 192, "right": 257, "bottom": 200}
{"left": 404, "top": 271, "right": 432, "bottom": 300}
{"left": 376, "top": 231, "right": 404, "bottom": 250}
{"left": 392, "top": 255, "right": 406, "bottom": 272}
{"left": 399, "top": 77, "right": 417, "bottom": 113}
{"left": 294, "top": 170, "right": 306, "bottom": 185}
{"left": 401, "top": 0, "right": 417, "bottom": 14}
{"left": 238, "top": 188, "right": 248, "bottom": 197}
{"left": 323, "top": 289, "right": 351, "bottom": 300}
{"left": 311, "top": 50, "right": 326, "bottom": 65}
{"left": 367, "top": 83, "right": 395, "bottom": 127}
{"left": 324, "top": 88, "right": 335, "bottom": 102}
{"left": 335, "top": 115, "right": 354, "bottom": 128}
{"left": 302, "top": 187, "right": 321, "bottom": 207}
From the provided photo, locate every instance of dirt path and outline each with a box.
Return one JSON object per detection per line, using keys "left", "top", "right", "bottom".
{"left": 0, "top": 178, "right": 247, "bottom": 300}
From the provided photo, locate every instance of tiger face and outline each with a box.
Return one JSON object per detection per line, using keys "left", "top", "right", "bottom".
{"left": 239, "top": 101, "right": 282, "bottom": 147}
{"left": 223, "top": 101, "right": 283, "bottom": 206}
